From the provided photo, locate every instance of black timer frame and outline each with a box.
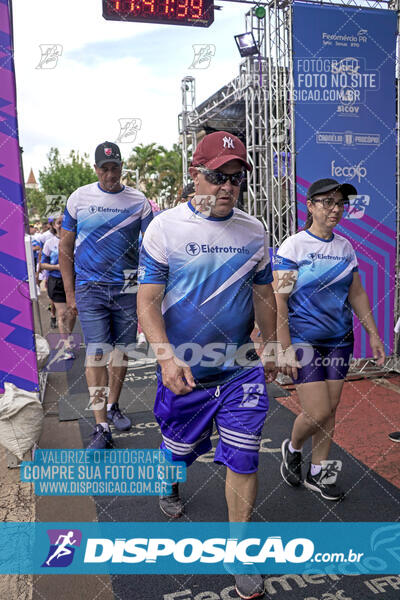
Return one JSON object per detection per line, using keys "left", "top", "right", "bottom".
{"left": 102, "top": 0, "right": 214, "bottom": 27}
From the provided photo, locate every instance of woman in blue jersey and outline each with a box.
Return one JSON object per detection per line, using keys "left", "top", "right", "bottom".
{"left": 40, "top": 215, "right": 76, "bottom": 359}
{"left": 273, "top": 178, "right": 385, "bottom": 501}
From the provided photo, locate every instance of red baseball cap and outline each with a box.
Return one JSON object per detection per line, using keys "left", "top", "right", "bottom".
{"left": 192, "top": 131, "right": 252, "bottom": 171}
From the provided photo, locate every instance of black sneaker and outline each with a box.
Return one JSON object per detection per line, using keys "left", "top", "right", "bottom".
{"left": 234, "top": 574, "right": 265, "bottom": 599}
{"left": 304, "top": 466, "right": 344, "bottom": 501}
{"left": 107, "top": 403, "right": 132, "bottom": 431}
{"left": 280, "top": 438, "right": 302, "bottom": 486}
{"left": 50, "top": 316, "right": 57, "bottom": 329}
{"left": 159, "top": 483, "right": 183, "bottom": 518}
{"left": 388, "top": 431, "right": 400, "bottom": 442}
{"left": 87, "top": 424, "right": 114, "bottom": 450}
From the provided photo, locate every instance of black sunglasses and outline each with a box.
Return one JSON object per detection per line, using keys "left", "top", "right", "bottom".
{"left": 196, "top": 167, "right": 246, "bottom": 187}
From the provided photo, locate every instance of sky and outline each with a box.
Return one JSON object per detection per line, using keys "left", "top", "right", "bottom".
{"left": 11, "top": 0, "right": 252, "bottom": 181}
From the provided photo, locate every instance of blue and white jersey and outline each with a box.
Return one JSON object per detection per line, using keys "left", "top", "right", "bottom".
{"left": 139, "top": 202, "right": 273, "bottom": 384}
{"left": 62, "top": 182, "right": 153, "bottom": 286}
{"left": 274, "top": 230, "right": 358, "bottom": 347}
{"left": 41, "top": 236, "right": 61, "bottom": 278}
{"left": 37, "top": 230, "right": 54, "bottom": 245}
{"left": 31, "top": 234, "right": 42, "bottom": 262}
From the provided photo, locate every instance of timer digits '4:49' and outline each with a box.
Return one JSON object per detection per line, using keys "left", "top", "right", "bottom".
{"left": 102, "top": 0, "right": 214, "bottom": 27}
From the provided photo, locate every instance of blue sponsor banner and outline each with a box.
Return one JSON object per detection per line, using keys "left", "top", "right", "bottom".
{"left": 1, "top": 522, "right": 400, "bottom": 574}
{"left": 292, "top": 3, "right": 397, "bottom": 357}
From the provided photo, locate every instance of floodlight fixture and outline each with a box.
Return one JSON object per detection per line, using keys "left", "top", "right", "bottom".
{"left": 234, "top": 32, "right": 259, "bottom": 58}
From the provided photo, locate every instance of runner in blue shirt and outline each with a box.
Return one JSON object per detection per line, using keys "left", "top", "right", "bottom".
{"left": 40, "top": 215, "right": 77, "bottom": 358}
{"left": 59, "top": 142, "right": 153, "bottom": 450}
{"left": 274, "top": 178, "right": 385, "bottom": 501}
{"left": 138, "top": 131, "right": 277, "bottom": 600}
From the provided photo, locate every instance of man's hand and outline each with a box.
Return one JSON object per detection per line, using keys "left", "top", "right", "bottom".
{"left": 160, "top": 357, "right": 196, "bottom": 395}
{"left": 278, "top": 345, "right": 300, "bottom": 381}
{"left": 369, "top": 333, "right": 385, "bottom": 366}
{"left": 263, "top": 360, "right": 278, "bottom": 383}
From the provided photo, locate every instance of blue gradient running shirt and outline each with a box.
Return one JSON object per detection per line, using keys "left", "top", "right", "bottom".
{"left": 41, "top": 236, "right": 61, "bottom": 278}
{"left": 62, "top": 183, "right": 153, "bottom": 286}
{"left": 138, "top": 202, "right": 273, "bottom": 384}
{"left": 274, "top": 230, "right": 358, "bottom": 347}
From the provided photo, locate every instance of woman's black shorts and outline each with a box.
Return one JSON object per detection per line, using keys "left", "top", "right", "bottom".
{"left": 47, "top": 275, "right": 66, "bottom": 303}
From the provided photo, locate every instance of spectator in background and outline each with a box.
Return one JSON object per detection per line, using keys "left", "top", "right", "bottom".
{"left": 34, "top": 219, "right": 57, "bottom": 327}
{"left": 29, "top": 224, "right": 41, "bottom": 269}
{"left": 175, "top": 182, "right": 195, "bottom": 206}
{"left": 40, "top": 215, "right": 77, "bottom": 357}
{"left": 40, "top": 220, "right": 54, "bottom": 242}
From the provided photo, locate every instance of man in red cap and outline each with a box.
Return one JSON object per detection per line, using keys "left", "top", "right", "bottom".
{"left": 137, "top": 131, "right": 277, "bottom": 599}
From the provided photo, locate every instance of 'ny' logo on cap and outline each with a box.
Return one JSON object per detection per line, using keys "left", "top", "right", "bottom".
{"left": 222, "top": 136, "right": 234, "bottom": 149}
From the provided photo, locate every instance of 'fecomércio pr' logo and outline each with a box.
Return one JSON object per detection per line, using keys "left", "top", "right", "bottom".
{"left": 42, "top": 529, "right": 82, "bottom": 568}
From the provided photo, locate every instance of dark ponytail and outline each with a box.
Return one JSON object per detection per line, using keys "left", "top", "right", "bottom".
{"left": 301, "top": 210, "right": 313, "bottom": 231}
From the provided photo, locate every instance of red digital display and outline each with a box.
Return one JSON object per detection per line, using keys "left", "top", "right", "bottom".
{"left": 102, "top": 0, "right": 214, "bottom": 27}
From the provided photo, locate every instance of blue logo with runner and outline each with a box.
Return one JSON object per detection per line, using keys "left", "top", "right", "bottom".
{"left": 42, "top": 529, "right": 82, "bottom": 568}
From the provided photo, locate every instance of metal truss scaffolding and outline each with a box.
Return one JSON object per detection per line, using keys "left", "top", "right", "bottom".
{"left": 178, "top": 7, "right": 296, "bottom": 248}
{"left": 265, "top": 1, "right": 296, "bottom": 247}
{"left": 179, "top": 0, "right": 400, "bottom": 371}
{"left": 178, "top": 76, "right": 197, "bottom": 186}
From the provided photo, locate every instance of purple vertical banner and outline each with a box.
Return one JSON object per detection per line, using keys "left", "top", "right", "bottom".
{"left": 0, "top": 0, "right": 39, "bottom": 391}
{"left": 292, "top": 3, "right": 397, "bottom": 358}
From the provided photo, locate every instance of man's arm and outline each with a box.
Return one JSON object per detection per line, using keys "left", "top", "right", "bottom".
{"left": 253, "top": 283, "right": 278, "bottom": 382}
{"left": 272, "top": 270, "right": 299, "bottom": 380}
{"left": 59, "top": 229, "right": 77, "bottom": 314}
{"left": 40, "top": 263, "right": 60, "bottom": 271}
{"left": 137, "top": 283, "right": 195, "bottom": 394}
{"left": 140, "top": 197, "right": 154, "bottom": 234}
{"left": 140, "top": 211, "right": 153, "bottom": 235}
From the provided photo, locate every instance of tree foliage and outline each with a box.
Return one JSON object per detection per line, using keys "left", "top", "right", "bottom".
{"left": 124, "top": 143, "right": 183, "bottom": 209}
{"left": 39, "top": 147, "right": 97, "bottom": 198}
{"left": 25, "top": 187, "right": 47, "bottom": 221}
{"left": 26, "top": 143, "right": 183, "bottom": 219}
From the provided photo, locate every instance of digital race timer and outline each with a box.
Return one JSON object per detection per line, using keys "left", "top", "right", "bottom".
{"left": 102, "top": 0, "right": 214, "bottom": 27}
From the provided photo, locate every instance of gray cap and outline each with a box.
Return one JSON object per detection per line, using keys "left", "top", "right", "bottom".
{"left": 95, "top": 141, "right": 122, "bottom": 167}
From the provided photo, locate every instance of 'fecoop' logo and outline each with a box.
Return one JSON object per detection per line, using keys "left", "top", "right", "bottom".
{"left": 331, "top": 160, "right": 367, "bottom": 182}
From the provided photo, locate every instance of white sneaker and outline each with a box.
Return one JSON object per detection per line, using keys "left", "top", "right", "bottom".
{"left": 136, "top": 332, "right": 147, "bottom": 349}
{"left": 59, "top": 349, "right": 75, "bottom": 361}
